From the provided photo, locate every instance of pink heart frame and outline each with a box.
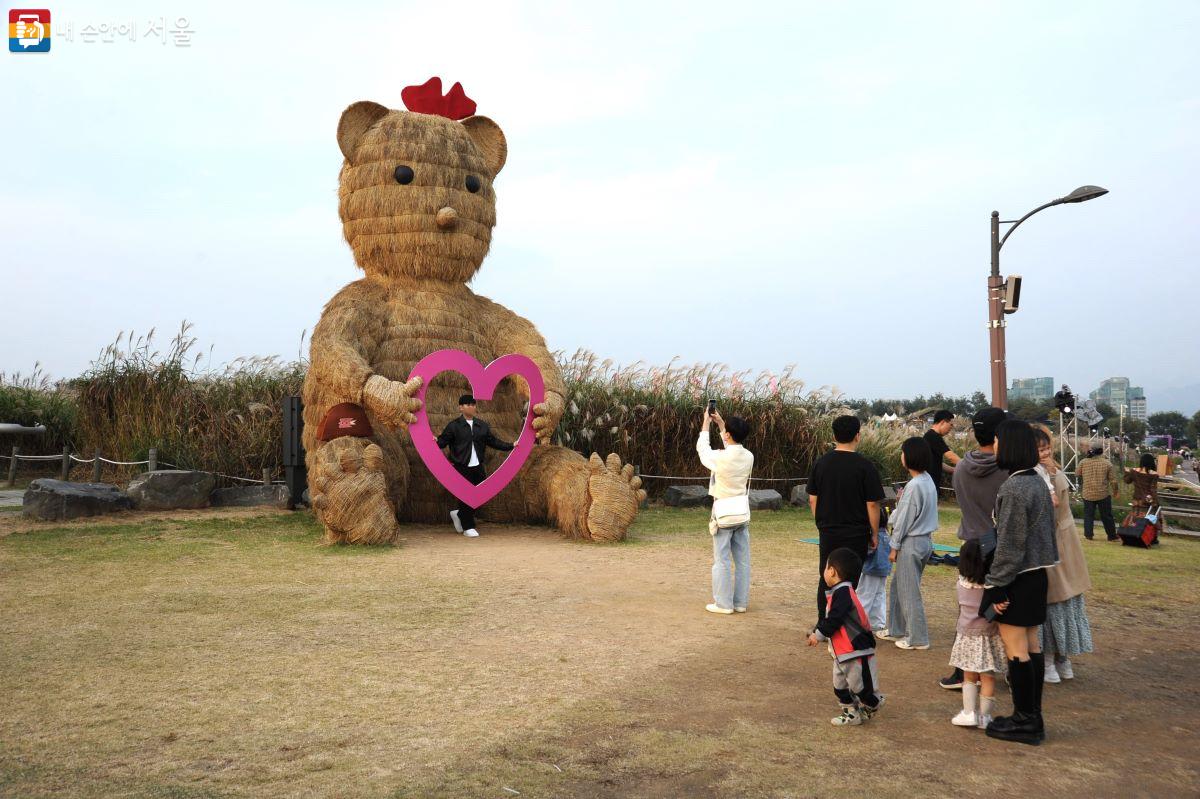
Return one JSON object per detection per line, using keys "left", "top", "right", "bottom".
{"left": 407, "top": 349, "right": 545, "bottom": 509}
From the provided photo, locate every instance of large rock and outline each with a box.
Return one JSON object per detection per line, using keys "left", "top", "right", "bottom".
{"left": 749, "top": 489, "right": 783, "bottom": 511}
{"left": 22, "top": 479, "right": 133, "bottom": 521}
{"left": 663, "top": 484, "right": 710, "bottom": 507}
{"left": 127, "top": 470, "right": 216, "bottom": 510}
{"left": 210, "top": 484, "right": 290, "bottom": 509}
{"left": 790, "top": 483, "right": 810, "bottom": 506}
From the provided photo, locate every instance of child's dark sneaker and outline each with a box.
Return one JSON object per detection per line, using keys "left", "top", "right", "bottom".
{"left": 939, "top": 668, "right": 964, "bottom": 690}
{"left": 860, "top": 694, "right": 885, "bottom": 720}
{"left": 831, "top": 705, "right": 863, "bottom": 726}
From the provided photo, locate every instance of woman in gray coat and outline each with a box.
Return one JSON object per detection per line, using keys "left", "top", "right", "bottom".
{"left": 983, "top": 419, "right": 1059, "bottom": 746}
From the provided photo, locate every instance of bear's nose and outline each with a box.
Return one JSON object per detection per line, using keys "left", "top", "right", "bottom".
{"left": 436, "top": 206, "right": 459, "bottom": 230}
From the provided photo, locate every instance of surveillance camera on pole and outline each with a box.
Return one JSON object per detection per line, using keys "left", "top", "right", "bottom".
{"left": 1003, "top": 275, "right": 1022, "bottom": 315}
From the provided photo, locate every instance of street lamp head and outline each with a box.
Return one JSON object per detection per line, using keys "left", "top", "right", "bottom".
{"left": 1060, "top": 185, "right": 1108, "bottom": 204}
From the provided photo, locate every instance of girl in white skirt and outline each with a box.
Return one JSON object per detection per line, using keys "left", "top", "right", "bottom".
{"left": 949, "top": 538, "right": 1008, "bottom": 728}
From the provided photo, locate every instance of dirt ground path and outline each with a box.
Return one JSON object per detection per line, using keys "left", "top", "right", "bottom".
{"left": 409, "top": 526, "right": 1199, "bottom": 798}
{"left": 1, "top": 512, "right": 1197, "bottom": 797}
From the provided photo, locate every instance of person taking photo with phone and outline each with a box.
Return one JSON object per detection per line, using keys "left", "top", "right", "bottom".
{"left": 697, "top": 405, "right": 754, "bottom": 615}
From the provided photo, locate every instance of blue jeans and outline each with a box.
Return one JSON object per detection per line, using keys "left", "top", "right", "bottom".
{"left": 712, "top": 523, "right": 751, "bottom": 609}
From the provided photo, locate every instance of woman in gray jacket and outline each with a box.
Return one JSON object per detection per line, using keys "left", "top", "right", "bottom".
{"left": 881, "top": 437, "right": 939, "bottom": 649}
{"left": 983, "top": 419, "right": 1059, "bottom": 746}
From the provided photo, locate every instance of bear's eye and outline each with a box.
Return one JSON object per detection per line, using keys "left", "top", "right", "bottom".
{"left": 465, "top": 175, "right": 482, "bottom": 193}
{"left": 394, "top": 165, "right": 414, "bottom": 185}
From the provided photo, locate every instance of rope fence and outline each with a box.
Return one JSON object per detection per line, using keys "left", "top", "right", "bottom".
{"left": 3, "top": 446, "right": 283, "bottom": 488}
{"left": 637, "top": 473, "right": 808, "bottom": 483}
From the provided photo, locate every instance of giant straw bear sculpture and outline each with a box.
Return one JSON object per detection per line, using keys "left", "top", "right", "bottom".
{"left": 302, "top": 78, "right": 646, "bottom": 545}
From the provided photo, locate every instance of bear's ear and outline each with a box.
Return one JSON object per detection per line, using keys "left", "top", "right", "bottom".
{"left": 462, "top": 116, "right": 507, "bottom": 176}
{"left": 337, "top": 101, "right": 390, "bottom": 162}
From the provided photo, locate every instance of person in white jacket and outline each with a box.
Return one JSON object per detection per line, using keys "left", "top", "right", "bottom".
{"left": 697, "top": 410, "right": 754, "bottom": 615}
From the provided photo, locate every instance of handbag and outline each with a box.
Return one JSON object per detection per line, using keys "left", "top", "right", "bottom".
{"left": 711, "top": 468, "right": 751, "bottom": 529}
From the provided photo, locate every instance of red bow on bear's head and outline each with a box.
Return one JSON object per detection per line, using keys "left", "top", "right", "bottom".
{"left": 401, "top": 77, "right": 478, "bottom": 120}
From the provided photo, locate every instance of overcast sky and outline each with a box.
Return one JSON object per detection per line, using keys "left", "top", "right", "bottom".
{"left": 4, "top": 1, "right": 1198, "bottom": 411}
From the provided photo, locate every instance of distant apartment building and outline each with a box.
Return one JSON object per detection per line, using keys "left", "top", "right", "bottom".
{"left": 1090, "top": 377, "right": 1147, "bottom": 421}
{"left": 1010, "top": 377, "right": 1054, "bottom": 403}
{"left": 1129, "top": 389, "right": 1147, "bottom": 422}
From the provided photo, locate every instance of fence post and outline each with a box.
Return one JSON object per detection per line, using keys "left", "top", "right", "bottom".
{"left": 148, "top": 448, "right": 157, "bottom": 472}
{"left": 93, "top": 449, "right": 102, "bottom": 483}
{"left": 262, "top": 468, "right": 271, "bottom": 487}
{"left": 6, "top": 446, "right": 17, "bottom": 487}
{"left": 61, "top": 446, "right": 71, "bottom": 480}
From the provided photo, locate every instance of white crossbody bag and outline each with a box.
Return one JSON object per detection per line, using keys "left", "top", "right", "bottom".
{"left": 711, "top": 473, "right": 751, "bottom": 529}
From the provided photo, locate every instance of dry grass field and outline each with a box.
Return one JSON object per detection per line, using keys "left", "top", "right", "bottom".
{"left": 1, "top": 504, "right": 1197, "bottom": 798}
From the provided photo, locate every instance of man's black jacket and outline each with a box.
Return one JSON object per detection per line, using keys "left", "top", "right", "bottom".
{"left": 436, "top": 416, "right": 514, "bottom": 472}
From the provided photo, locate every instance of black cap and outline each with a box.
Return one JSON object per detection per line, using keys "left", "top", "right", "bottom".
{"left": 458, "top": 394, "right": 476, "bottom": 405}
{"left": 971, "top": 407, "right": 1008, "bottom": 443}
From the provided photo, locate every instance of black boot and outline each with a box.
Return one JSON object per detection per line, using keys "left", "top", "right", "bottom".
{"left": 987, "top": 658, "right": 1023, "bottom": 732}
{"left": 987, "top": 659, "right": 1042, "bottom": 746}
{"left": 1030, "top": 652, "right": 1047, "bottom": 741}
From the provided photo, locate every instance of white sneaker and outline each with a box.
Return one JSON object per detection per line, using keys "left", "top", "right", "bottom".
{"left": 895, "top": 639, "right": 930, "bottom": 650}
{"left": 831, "top": 706, "right": 863, "bottom": 726}
{"left": 976, "top": 713, "right": 993, "bottom": 730}
{"left": 463, "top": 528, "right": 479, "bottom": 538}
{"left": 705, "top": 603, "right": 734, "bottom": 615}
{"left": 449, "top": 510, "right": 463, "bottom": 533}
{"left": 734, "top": 607, "right": 748, "bottom": 613}
{"left": 1057, "top": 658, "right": 1074, "bottom": 679}
{"left": 951, "top": 709, "right": 978, "bottom": 727}
{"left": 1044, "top": 661, "right": 1061, "bottom": 683}
{"left": 875, "top": 630, "right": 900, "bottom": 641}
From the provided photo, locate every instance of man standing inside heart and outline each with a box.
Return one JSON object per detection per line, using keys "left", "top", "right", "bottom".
{"left": 436, "top": 393, "right": 514, "bottom": 537}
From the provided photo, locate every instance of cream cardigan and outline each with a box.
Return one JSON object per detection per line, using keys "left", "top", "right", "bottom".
{"left": 696, "top": 431, "right": 754, "bottom": 499}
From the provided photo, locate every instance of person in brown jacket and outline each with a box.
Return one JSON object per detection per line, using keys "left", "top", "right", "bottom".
{"left": 1035, "top": 427, "right": 1092, "bottom": 683}
{"left": 1124, "top": 453, "right": 1160, "bottom": 517}
{"left": 1077, "top": 446, "right": 1119, "bottom": 541}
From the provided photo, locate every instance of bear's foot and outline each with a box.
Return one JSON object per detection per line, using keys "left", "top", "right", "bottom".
{"left": 310, "top": 437, "right": 401, "bottom": 545}
{"left": 584, "top": 453, "right": 646, "bottom": 543}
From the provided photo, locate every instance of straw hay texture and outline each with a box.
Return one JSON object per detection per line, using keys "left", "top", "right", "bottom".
{"left": 301, "top": 100, "right": 645, "bottom": 545}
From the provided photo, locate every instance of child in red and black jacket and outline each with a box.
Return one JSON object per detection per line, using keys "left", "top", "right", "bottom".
{"left": 807, "top": 547, "right": 885, "bottom": 726}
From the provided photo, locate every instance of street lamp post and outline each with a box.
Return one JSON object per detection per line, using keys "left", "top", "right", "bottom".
{"left": 988, "top": 185, "right": 1109, "bottom": 408}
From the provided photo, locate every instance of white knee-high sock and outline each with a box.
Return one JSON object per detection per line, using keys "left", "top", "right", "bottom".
{"left": 979, "top": 693, "right": 995, "bottom": 718}
{"left": 962, "top": 680, "right": 979, "bottom": 714}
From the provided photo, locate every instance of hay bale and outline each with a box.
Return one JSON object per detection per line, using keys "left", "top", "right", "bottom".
{"left": 22, "top": 480, "right": 133, "bottom": 520}
{"left": 301, "top": 80, "right": 644, "bottom": 545}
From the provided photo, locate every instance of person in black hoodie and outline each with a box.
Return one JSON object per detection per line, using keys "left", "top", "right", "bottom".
{"left": 437, "top": 394, "right": 514, "bottom": 537}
